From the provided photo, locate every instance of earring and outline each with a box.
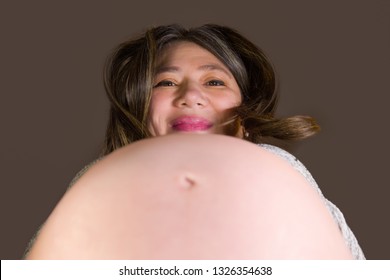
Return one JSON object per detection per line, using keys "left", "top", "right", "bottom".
{"left": 242, "top": 126, "right": 249, "bottom": 138}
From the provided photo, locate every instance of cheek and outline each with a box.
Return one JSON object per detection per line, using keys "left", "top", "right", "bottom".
{"left": 147, "top": 96, "right": 159, "bottom": 132}
{"left": 149, "top": 90, "right": 173, "bottom": 109}
{"left": 220, "top": 87, "right": 242, "bottom": 108}
{"left": 148, "top": 94, "right": 165, "bottom": 119}
{"left": 215, "top": 95, "right": 242, "bottom": 112}
{"left": 147, "top": 94, "right": 172, "bottom": 133}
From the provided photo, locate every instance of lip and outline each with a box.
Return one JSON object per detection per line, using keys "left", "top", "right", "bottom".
{"left": 171, "top": 116, "right": 213, "bottom": 132}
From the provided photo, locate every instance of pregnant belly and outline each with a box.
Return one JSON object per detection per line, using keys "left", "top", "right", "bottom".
{"left": 27, "top": 134, "right": 352, "bottom": 259}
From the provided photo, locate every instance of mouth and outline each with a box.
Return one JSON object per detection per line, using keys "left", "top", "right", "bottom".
{"left": 171, "top": 116, "right": 213, "bottom": 132}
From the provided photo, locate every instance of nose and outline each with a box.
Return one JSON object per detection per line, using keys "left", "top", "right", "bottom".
{"left": 174, "top": 82, "right": 208, "bottom": 108}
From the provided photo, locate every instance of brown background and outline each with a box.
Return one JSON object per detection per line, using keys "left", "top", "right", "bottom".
{"left": 1, "top": 0, "right": 389, "bottom": 259}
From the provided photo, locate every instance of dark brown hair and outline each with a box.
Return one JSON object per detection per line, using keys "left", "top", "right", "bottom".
{"left": 102, "top": 24, "right": 320, "bottom": 156}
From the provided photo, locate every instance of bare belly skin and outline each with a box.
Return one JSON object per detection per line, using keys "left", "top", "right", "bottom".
{"left": 26, "top": 134, "right": 353, "bottom": 259}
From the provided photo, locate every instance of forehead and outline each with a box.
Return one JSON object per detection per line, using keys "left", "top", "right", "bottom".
{"left": 156, "top": 41, "right": 224, "bottom": 67}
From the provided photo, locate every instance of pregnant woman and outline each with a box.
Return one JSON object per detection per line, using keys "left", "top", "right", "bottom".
{"left": 24, "top": 24, "right": 365, "bottom": 259}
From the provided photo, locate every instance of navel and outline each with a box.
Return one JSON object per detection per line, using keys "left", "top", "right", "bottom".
{"left": 178, "top": 173, "right": 196, "bottom": 189}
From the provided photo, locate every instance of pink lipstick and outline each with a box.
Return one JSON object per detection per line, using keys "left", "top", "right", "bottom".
{"left": 172, "top": 116, "right": 213, "bottom": 132}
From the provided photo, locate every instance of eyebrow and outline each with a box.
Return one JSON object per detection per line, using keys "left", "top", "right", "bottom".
{"left": 198, "top": 64, "right": 232, "bottom": 78}
{"left": 155, "top": 64, "right": 233, "bottom": 78}
{"left": 155, "top": 66, "right": 180, "bottom": 74}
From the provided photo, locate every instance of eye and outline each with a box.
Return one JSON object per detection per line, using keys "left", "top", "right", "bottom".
{"left": 153, "top": 80, "right": 177, "bottom": 88}
{"left": 205, "top": 80, "right": 225, "bottom": 86}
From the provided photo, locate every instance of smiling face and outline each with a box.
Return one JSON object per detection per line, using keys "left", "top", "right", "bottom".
{"left": 147, "top": 41, "right": 243, "bottom": 138}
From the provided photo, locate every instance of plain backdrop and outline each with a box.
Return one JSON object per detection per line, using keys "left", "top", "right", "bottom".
{"left": 1, "top": 0, "right": 389, "bottom": 259}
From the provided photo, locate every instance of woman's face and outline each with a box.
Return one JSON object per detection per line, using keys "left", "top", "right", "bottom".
{"left": 147, "top": 41, "right": 243, "bottom": 137}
